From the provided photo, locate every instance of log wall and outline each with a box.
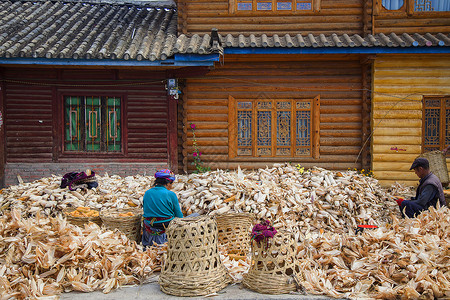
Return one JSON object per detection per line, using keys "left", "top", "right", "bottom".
{"left": 371, "top": 54, "right": 450, "bottom": 187}
{"left": 372, "top": 0, "right": 450, "bottom": 34}
{"left": 181, "top": 54, "right": 366, "bottom": 172}
{"left": 2, "top": 67, "right": 170, "bottom": 164}
{"left": 177, "top": 0, "right": 367, "bottom": 35}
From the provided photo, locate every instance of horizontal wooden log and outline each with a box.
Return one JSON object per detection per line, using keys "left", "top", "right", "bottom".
{"left": 372, "top": 110, "right": 421, "bottom": 119}
{"left": 373, "top": 102, "right": 421, "bottom": 110}
{"left": 373, "top": 127, "right": 421, "bottom": 136}
{"left": 374, "top": 77, "right": 450, "bottom": 86}
{"left": 373, "top": 136, "right": 421, "bottom": 145}
{"left": 186, "top": 162, "right": 362, "bottom": 171}
{"left": 372, "top": 144, "right": 421, "bottom": 154}
{"left": 372, "top": 118, "right": 421, "bottom": 128}
{"left": 375, "top": 56, "right": 450, "bottom": 68}
{"left": 373, "top": 171, "right": 417, "bottom": 181}
{"left": 372, "top": 162, "right": 415, "bottom": 172}
{"left": 377, "top": 179, "right": 417, "bottom": 187}
{"left": 372, "top": 153, "right": 419, "bottom": 162}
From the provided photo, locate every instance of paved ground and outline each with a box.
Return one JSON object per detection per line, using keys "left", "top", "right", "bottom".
{"left": 60, "top": 275, "right": 331, "bottom": 300}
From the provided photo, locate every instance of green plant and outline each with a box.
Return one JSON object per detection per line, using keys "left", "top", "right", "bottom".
{"left": 348, "top": 168, "right": 374, "bottom": 177}
{"left": 296, "top": 163, "right": 305, "bottom": 174}
{"left": 190, "top": 123, "right": 211, "bottom": 173}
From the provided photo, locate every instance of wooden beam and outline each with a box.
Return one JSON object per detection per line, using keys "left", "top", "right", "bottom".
{"left": 313, "top": 95, "right": 320, "bottom": 159}
{"left": 168, "top": 93, "right": 178, "bottom": 172}
{"left": 0, "top": 70, "right": 5, "bottom": 188}
{"left": 228, "top": 95, "right": 237, "bottom": 159}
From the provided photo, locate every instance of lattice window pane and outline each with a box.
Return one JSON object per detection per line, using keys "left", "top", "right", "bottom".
{"left": 415, "top": 0, "right": 450, "bottom": 11}
{"left": 64, "top": 97, "right": 82, "bottom": 151}
{"left": 238, "top": 111, "right": 252, "bottom": 146}
{"left": 277, "top": 111, "right": 291, "bottom": 146}
{"left": 257, "top": 101, "right": 272, "bottom": 109}
{"left": 237, "top": 0, "right": 252, "bottom": 10}
{"left": 107, "top": 97, "right": 121, "bottom": 152}
{"left": 425, "top": 98, "right": 441, "bottom": 107}
{"left": 296, "top": 111, "right": 311, "bottom": 147}
{"left": 296, "top": 0, "right": 312, "bottom": 10}
{"left": 446, "top": 108, "right": 450, "bottom": 146}
{"left": 277, "top": 0, "right": 293, "bottom": 10}
{"left": 257, "top": 1, "right": 273, "bottom": 10}
{"left": 85, "top": 97, "right": 101, "bottom": 152}
{"left": 257, "top": 111, "right": 272, "bottom": 146}
{"left": 424, "top": 108, "right": 440, "bottom": 146}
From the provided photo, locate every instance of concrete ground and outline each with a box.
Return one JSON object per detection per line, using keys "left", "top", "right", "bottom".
{"left": 60, "top": 275, "right": 331, "bottom": 300}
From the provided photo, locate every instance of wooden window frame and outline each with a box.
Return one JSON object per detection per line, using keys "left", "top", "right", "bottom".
{"left": 59, "top": 93, "right": 126, "bottom": 157}
{"left": 422, "top": 96, "right": 450, "bottom": 153}
{"left": 230, "top": 0, "right": 321, "bottom": 14}
{"left": 228, "top": 95, "right": 320, "bottom": 159}
{"left": 374, "top": 0, "right": 450, "bottom": 16}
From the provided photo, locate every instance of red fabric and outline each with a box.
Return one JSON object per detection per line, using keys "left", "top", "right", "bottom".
{"left": 396, "top": 198, "right": 405, "bottom": 205}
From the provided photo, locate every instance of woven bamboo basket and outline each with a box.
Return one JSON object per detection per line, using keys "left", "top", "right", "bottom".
{"left": 63, "top": 207, "right": 102, "bottom": 227}
{"left": 420, "top": 151, "right": 449, "bottom": 187}
{"left": 243, "top": 230, "right": 300, "bottom": 294}
{"left": 100, "top": 207, "right": 142, "bottom": 241}
{"left": 159, "top": 216, "right": 231, "bottom": 296}
{"left": 215, "top": 213, "right": 255, "bottom": 256}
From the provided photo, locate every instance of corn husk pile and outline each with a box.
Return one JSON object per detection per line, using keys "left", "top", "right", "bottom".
{"left": 0, "top": 174, "right": 151, "bottom": 217}
{"left": 174, "top": 164, "right": 399, "bottom": 238}
{"left": 218, "top": 245, "right": 251, "bottom": 283}
{"left": 0, "top": 209, "right": 165, "bottom": 299}
{"left": 296, "top": 206, "right": 450, "bottom": 299}
{"left": 1, "top": 164, "right": 399, "bottom": 239}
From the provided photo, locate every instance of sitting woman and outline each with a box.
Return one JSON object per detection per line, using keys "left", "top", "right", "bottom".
{"left": 142, "top": 169, "right": 183, "bottom": 248}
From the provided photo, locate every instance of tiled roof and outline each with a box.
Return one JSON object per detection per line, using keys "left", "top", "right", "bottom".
{"left": 0, "top": 1, "right": 449, "bottom": 63}
{"left": 173, "top": 32, "right": 450, "bottom": 54}
{"left": 0, "top": 0, "right": 177, "bottom": 61}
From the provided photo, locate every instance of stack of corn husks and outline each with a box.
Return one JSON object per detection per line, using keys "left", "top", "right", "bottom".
{"left": 0, "top": 209, "right": 164, "bottom": 299}
{"left": 1, "top": 164, "right": 400, "bottom": 238}
{"left": 296, "top": 205, "right": 450, "bottom": 299}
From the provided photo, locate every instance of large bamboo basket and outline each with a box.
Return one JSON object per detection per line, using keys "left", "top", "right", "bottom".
{"left": 63, "top": 207, "right": 102, "bottom": 228}
{"left": 215, "top": 213, "right": 255, "bottom": 256}
{"left": 100, "top": 207, "right": 142, "bottom": 242}
{"left": 243, "top": 230, "right": 300, "bottom": 294}
{"left": 420, "top": 150, "right": 449, "bottom": 187}
{"left": 159, "top": 216, "right": 231, "bottom": 296}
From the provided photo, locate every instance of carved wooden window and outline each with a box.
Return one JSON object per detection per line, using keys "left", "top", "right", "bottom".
{"left": 229, "top": 96, "right": 320, "bottom": 158}
{"left": 379, "top": 0, "right": 449, "bottom": 12}
{"left": 64, "top": 96, "right": 121, "bottom": 152}
{"left": 234, "top": 0, "right": 319, "bottom": 12}
{"left": 423, "top": 97, "right": 450, "bottom": 153}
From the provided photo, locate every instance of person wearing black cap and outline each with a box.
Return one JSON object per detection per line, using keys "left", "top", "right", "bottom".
{"left": 396, "top": 157, "right": 446, "bottom": 218}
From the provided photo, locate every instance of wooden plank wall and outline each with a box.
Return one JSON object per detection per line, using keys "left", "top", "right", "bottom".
{"left": 177, "top": 0, "right": 366, "bottom": 35}
{"left": 372, "top": 1, "right": 450, "bottom": 33}
{"left": 3, "top": 67, "right": 170, "bottom": 164}
{"left": 372, "top": 55, "right": 450, "bottom": 187}
{"left": 181, "top": 54, "right": 365, "bottom": 172}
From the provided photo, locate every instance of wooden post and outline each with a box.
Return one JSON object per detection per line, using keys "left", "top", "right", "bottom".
{"left": 0, "top": 73, "right": 5, "bottom": 188}
{"left": 312, "top": 95, "right": 320, "bottom": 159}
{"left": 168, "top": 92, "right": 178, "bottom": 173}
{"left": 228, "top": 95, "right": 237, "bottom": 159}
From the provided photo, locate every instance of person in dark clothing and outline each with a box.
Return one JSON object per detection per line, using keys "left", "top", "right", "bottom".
{"left": 396, "top": 157, "right": 446, "bottom": 218}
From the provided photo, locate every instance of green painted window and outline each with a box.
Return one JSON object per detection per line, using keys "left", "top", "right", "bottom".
{"left": 64, "top": 96, "right": 121, "bottom": 152}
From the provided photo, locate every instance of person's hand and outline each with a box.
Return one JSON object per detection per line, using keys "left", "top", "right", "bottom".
{"left": 395, "top": 197, "right": 405, "bottom": 205}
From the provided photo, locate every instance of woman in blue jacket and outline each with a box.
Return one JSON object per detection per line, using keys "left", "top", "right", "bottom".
{"left": 142, "top": 169, "right": 183, "bottom": 248}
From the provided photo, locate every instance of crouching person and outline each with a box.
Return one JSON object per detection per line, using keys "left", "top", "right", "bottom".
{"left": 396, "top": 158, "right": 446, "bottom": 218}
{"left": 142, "top": 169, "right": 182, "bottom": 249}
